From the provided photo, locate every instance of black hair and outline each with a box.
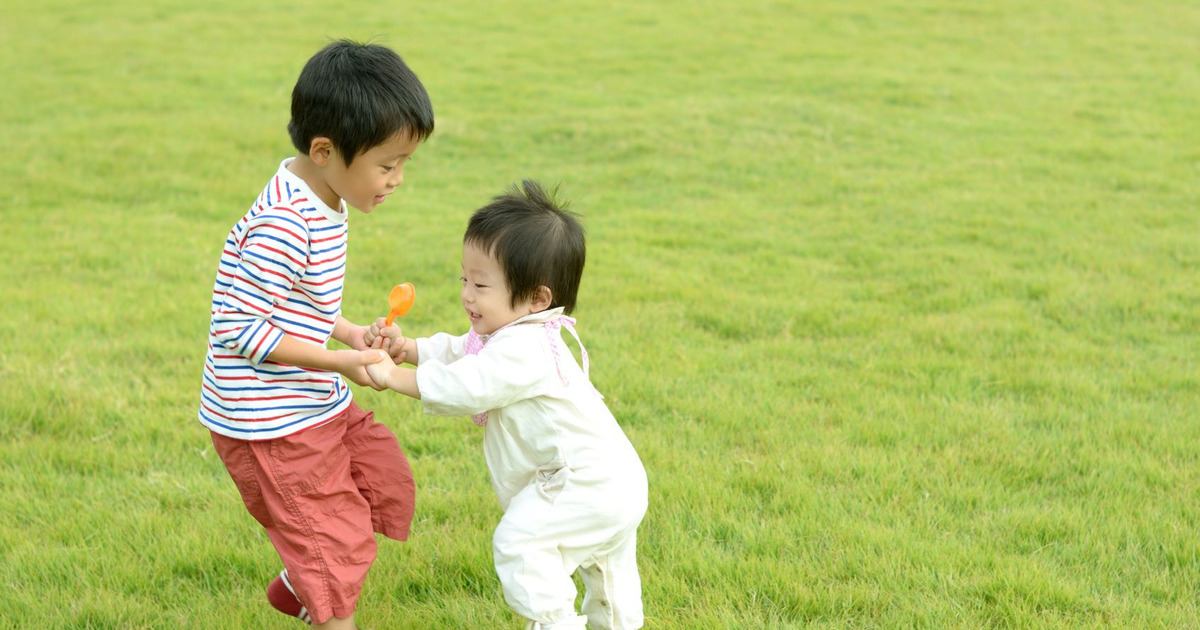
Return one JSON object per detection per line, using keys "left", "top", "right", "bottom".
{"left": 288, "top": 39, "right": 435, "bottom": 165}
{"left": 465, "top": 180, "right": 585, "bottom": 314}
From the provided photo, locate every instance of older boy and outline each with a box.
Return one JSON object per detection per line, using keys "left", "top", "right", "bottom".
{"left": 198, "top": 39, "right": 434, "bottom": 629}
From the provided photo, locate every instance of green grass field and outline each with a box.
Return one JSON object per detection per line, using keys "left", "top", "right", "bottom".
{"left": 2, "top": 0, "right": 1199, "bottom": 627}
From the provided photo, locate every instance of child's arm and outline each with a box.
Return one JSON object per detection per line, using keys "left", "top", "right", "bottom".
{"left": 211, "top": 210, "right": 381, "bottom": 385}
{"left": 365, "top": 350, "right": 421, "bottom": 398}
{"left": 267, "top": 336, "right": 385, "bottom": 390}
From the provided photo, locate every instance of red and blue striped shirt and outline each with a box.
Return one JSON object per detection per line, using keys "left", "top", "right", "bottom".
{"left": 199, "top": 159, "right": 352, "bottom": 440}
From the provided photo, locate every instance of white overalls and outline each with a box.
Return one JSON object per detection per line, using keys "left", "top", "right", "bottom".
{"left": 416, "top": 308, "right": 648, "bottom": 629}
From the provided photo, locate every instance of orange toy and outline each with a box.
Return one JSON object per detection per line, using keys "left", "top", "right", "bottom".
{"left": 385, "top": 282, "right": 416, "bottom": 326}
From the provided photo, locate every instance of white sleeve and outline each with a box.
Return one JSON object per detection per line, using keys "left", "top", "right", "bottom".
{"left": 416, "top": 332, "right": 550, "bottom": 417}
{"left": 416, "top": 332, "right": 468, "bottom": 365}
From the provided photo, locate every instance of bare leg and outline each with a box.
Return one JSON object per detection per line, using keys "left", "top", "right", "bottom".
{"left": 314, "top": 616, "right": 356, "bottom": 630}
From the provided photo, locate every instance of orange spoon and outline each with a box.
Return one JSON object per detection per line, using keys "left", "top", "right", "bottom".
{"left": 385, "top": 282, "right": 415, "bottom": 326}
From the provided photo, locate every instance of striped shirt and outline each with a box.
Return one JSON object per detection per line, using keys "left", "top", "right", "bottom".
{"left": 199, "top": 159, "right": 352, "bottom": 440}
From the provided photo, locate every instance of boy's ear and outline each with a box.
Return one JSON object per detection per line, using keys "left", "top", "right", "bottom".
{"left": 308, "top": 137, "right": 336, "bottom": 166}
{"left": 530, "top": 286, "right": 553, "bottom": 313}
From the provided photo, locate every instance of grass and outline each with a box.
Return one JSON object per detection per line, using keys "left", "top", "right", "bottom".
{"left": 2, "top": 0, "right": 1199, "bottom": 627}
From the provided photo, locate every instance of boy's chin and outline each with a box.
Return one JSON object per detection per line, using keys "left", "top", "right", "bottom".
{"left": 347, "top": 197, "right": 384, "bottom": 213}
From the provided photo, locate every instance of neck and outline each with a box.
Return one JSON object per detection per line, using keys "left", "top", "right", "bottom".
{"left": 287, "top": 155, "right": 342, "bottom": 212}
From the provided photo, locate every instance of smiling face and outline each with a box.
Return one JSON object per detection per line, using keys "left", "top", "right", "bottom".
{"left": 324, "top": 129, "right": 420, "bottom": 213}
{"left": 460, "top": 241, "right": 536, "bottom": 336}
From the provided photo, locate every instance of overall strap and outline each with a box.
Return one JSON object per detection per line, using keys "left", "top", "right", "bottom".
{"left": 545, "top": 315, "right": 589, "bottom": 385}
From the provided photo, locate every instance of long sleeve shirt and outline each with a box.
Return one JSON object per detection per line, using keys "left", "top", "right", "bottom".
{"left": 198, "top": 159, "right": 352, "bottom": 440}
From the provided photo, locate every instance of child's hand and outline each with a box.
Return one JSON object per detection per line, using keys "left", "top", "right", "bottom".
{"left": 331, "top": 316, "right": 372, "bottom": 350}
{"left": 365, "top": 349, "right": 397, "bottom": 390}
{"left": 333, "top": 348, "right": 387, "bottom": 390}
{"left": 367, "top": 317, "right": 409, "bottom": 362}
{"left": 366, "top": 317, "right": 401, "bottom": 346}
{"left": 340, "top": 322, "right": 372, "bottom": 351}
{"left": 363, "top": 317, "right": 385, "bottom": 348}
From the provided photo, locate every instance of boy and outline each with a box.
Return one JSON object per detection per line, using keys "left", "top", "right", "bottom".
{"left": 364, "top": 182, "right": 648, "bottom": 629}
{"left": 197, "top": 39, "right": 434, "bottom": 629}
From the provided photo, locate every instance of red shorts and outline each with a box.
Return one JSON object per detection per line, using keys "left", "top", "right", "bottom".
{"left": 210, "top": 402, "right": 415, "bottom": 623}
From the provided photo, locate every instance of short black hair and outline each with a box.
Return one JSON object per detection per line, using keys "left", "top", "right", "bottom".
{"left": 288, "top": 39, "right": 434, "bottom": 165}
{"left": 465, "top": 181, "right": 585, "bottom": 315}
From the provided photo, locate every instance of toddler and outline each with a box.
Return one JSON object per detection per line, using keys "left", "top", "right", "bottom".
{"left": 365, "top": 181, "right": 648, "bottom": 629}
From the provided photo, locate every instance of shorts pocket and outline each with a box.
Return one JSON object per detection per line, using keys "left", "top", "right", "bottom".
{"left": 268, "top": 421, "right": 350, "bottom": 499}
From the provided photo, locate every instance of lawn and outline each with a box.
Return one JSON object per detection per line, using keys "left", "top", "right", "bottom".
{"left": 1, "top": 0, "right": 1198, "bottom": 628}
